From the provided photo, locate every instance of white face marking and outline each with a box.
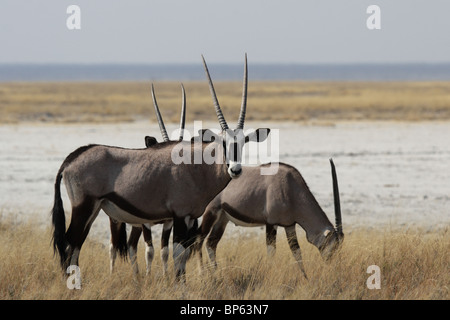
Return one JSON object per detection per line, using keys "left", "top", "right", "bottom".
{"left": 224, "top": 130, "right": 245, "bottom": 178}
{"left": 323, "top": 229, "right": 331, "bottom": 237}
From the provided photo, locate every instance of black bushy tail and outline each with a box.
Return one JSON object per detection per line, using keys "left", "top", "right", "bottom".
{"left": 117, "top": 223, "right": 128, "bottom": 260}
{"left": 110, "top": 219, "right": 129, "bottom": 260}
{"left": 51, "top": 169, "right": 68, "bottom": 270}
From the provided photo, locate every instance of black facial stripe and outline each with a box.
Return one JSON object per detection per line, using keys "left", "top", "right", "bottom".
{"left": 231, "top": 142, "right": 239, "bottom": 162}
{"left": 223, "top": 133, "right": 245, "bottom": 166}
{"left": 222, "top": 140, "right": 229, "bottom": 168}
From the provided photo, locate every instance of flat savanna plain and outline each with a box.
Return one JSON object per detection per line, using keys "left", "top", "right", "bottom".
{"left": 1, "top": 81, "right": 450, "bottom": 123}
{"left": 0, "top": 219, "right": 448, "bottom": 300}
{"left": 0, "top": 81, "right": 449, "bottom": 300}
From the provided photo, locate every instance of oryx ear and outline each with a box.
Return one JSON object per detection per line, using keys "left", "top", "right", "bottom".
{"left": 198, "top": 129, "right": 221, "bottom": 143}
{"left": 245, "top": 128, "right": 271, "bottom": 143}
{"left": 145, "top": 136, "right": 158, "bottom": 147}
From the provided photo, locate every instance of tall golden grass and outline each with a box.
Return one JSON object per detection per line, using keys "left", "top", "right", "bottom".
{"left": 0, "top": 217, "right": 448, "bottom": 300}
{"left": 1, "top": 81, "right": 450, "bottom": 123}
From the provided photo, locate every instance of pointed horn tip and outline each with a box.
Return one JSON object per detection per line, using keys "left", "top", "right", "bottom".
{"left": 201, "top": 54, "right": 229, "bottom": 131}
{"left": 151, "top": 83, "right": 156, "bottom": 96}
{"left": 330, "top": 158, "right": 343, "bottom": 236}
{"left": 236, "top": 53, "right": 248, "bottom": 129}
{"left": 330, "top": 158, "right": 337, "bottom": 172}
{"left": 178, "top": 82, "right": 186, "bottom": 142}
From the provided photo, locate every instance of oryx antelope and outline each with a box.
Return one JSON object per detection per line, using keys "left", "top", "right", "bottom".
{"left": 194, "top": 159, "right": 344, "bottom": 278}
{"left": 51, "top": 54, "right": 270, "bottom": 280}
{"left": 108, "top": 84, "right": 187, "bottom": 276}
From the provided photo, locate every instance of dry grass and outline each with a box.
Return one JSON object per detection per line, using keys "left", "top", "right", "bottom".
{"left": 0, "top": 217, "right": 448, "bottom": 300}
{"left": 1, "top": 81, "right": 450, "bottom": 123}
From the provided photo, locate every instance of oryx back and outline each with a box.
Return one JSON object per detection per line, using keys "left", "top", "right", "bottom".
{"left": 62, "top": 142, "right": 229, "bottom": 223}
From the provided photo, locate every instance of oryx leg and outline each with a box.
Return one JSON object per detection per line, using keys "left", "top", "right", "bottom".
{"left": 172, "top": 216, "right": 195, "bottom": 281}
{"left": 65, "top": 197, "right": 101, "bottom": 269}
{"left": 141, "top": 225, "right": 153, "bottom": 276}
{"left": 160, "top": 221, "right": 173, "bottom": 276}
{"left": 109, "top": 219, "right": 128, "bottom": 273}
{"left": 266, "top": 224, "right": 277, "bottom": 257}
{"left": 128, "top": 226, "right": 142, "bottom": 274}
{"left": 193, "top": 209, "right": 218, "bottom": 269}
{"left": 285, "top": 225, "right": 308, "bottom": 279}
{"left": 205, "top": 211, "right": 228, "bottom": 268}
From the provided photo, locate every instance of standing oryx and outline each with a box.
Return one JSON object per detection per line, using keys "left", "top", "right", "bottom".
{"left": 51, "top": 54, "right": 271, "bottom": 280}
{"left": 108, "top": 84, "right": 187, "bottom": 276}
{"left": 193, "top": 159, "right": 344, "bottom": 278}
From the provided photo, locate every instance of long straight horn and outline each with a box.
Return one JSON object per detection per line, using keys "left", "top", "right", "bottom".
{"left": 236, "top": 53, "right": 248, "bottom": 129}
{"left": 179, "top": 83, "right": 186, "bottom": 141}
{"left": 151, "top": 84, "right": 169, "bottom": 142}
{"left": 201, "top": 55, "right": 229, "bottom": 131}
{"left": 330, "top": 158, "right": 343, "bottom": 237}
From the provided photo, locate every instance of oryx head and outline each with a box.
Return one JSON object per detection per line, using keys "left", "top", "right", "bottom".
{"left": 201, "top": 54, "right": 270, "bottom": 178}
{"left": 319, "top": 159, "right": 344, "bottom": 261}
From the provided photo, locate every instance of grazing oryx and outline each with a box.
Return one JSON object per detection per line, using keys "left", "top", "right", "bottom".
{"left": 51, "top": 54, "right": 270, "bottom": 280}
{"left": 194, "top": 159, "right": 343, "bottom": 278}
{"left": 109, "top": 84, "right": 187, "bottom": 276}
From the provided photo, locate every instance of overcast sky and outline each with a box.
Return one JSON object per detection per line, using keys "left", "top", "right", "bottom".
{"left": 1, "top": 0, "right": 449, "bottom": 64}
